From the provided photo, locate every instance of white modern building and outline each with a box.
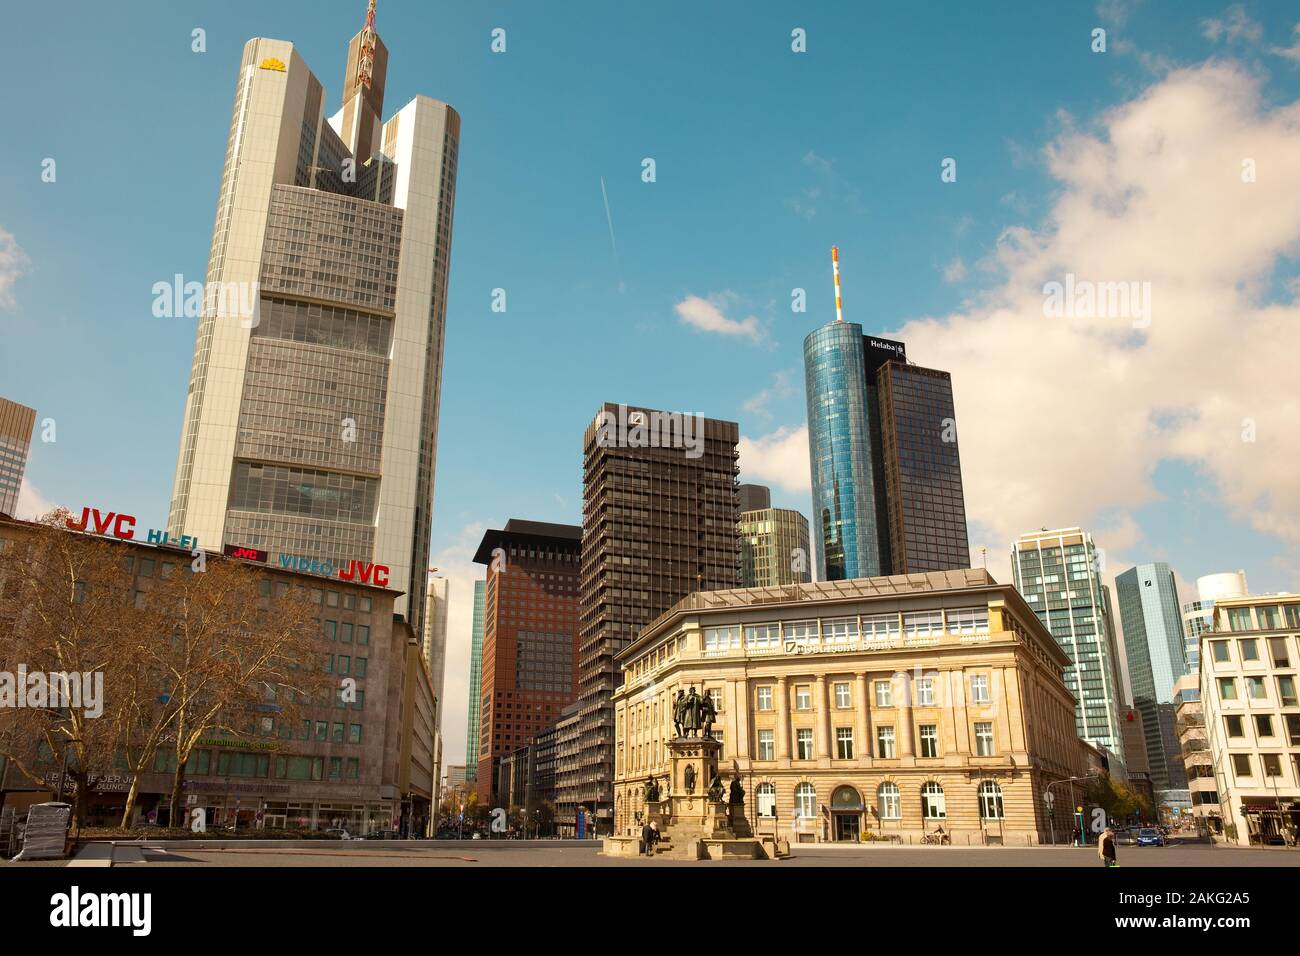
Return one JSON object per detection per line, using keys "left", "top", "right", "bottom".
{"left": 423, "top": 574, "right": 449, "bottom": 711}
{"left": 1182, "top": 571, "right": 1249, "bottom": 673}
{"left": 1200, "top": 593, "right": 1300, "bottom": 846}
{"left": 167, "top": 2, "right": 459, "bottom": 632}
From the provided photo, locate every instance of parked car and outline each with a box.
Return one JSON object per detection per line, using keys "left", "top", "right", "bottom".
{"left": 1136, "top": 827, "right": 1165, "bottom": 847}
{"left": 323, "top": 828, "right": 352, "bottom": 840}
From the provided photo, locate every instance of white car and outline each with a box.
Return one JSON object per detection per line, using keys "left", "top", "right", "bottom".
{"left": 324, "top": 828, "right": 352, "bottom": 840}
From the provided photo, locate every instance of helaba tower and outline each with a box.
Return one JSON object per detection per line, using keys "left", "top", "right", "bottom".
{"left": 802, "top": 247, "right": 970, "bottom": 580}
{"left": 167, "top": 2, "right": 459, "bottom": 629}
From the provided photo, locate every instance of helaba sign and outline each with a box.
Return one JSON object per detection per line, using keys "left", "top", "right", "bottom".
{"left": 277, "top": 553, "right": 390, "bottom": 587}
{"left": 66, "top": 507, "right": 198, "bottom": 550}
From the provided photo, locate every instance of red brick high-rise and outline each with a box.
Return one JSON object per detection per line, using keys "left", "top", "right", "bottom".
{"left": 471, "top": 520, "right": 582, "bottom": 804}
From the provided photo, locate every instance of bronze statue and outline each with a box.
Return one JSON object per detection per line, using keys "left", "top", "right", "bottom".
{"left": 707, "top": 771, "right": 724, "bottom": 802}
{"left": 682, "top": 686, "right": 702, "bottom": 737}
{"left": 672, "top": 689, "right": 686, "bottom": 737}
{"left": 700, "top": 689, "right": 717, "bottom": 739}
{"left": 643, "top": 775, "right": 660, "bottom": 803}
{"left": 684, "top": 763, "right": 696, "bottom": 794}
{"left": 729, "top": 775, "right": 745, "bottom": 806}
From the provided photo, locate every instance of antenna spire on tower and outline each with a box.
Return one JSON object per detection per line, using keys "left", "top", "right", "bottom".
{"left": 358, "top": 0, "right": 378, "bottom": 90}
{"left": 831, "top": 245, "right": 844, "bottom": 323}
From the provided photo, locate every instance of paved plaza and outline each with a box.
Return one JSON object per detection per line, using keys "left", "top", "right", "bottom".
{"left": 9, "top": 839, "right": 1299, "bottom": 868}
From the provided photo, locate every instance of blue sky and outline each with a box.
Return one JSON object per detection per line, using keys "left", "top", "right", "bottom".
{"left": 5, "top": 1, "right": 1300, "bottom": 764}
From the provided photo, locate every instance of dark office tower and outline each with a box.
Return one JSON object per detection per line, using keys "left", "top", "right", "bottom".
{"left": 738, "top": 483, "right": 771, "bottom": 514}
{"left": 568, "top": 403, "right": 740, "bottom": 833}
{"left": 471, "top": 520, "right": 582, "bottom": 804}
{"left": 803, "top": 248, "right": 970, "bottom": 579}
{"left": 876, "top": 361, "right": 971, "bottom": 573}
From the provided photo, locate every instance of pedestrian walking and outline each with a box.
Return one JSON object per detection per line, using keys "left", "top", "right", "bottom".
{"left": 649, "top": 819, "right": 660, "bottom": 854}
{"left": 1098, "top": 825, "right": 1118, "bottom": 868}
{"left": 641, "top": 821, "right": 654, "bottom": 856}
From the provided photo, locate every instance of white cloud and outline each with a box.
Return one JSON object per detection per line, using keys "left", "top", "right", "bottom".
{"left": 1270, "top": 24, "right": 1300, "bottom": 64}
{"left": 15, "top": 477, "right": 56, "bottom": 520}
{"left": 0, "top": 226, "right": 30, "bottom": 308}
{"left": 942, "top": 257, "right": 968, "bottom": 283}
{"left": 742, "top": 369, "right": 798, "bottom": 421}
{"left": 674, "top": 293, "right": 763, "bottom": 342}
{"left": 897, "top": 62, "right": 1300, "bottom": 573}
{"left": 428, "top": 521, "right": 486, "bottom": 771}
{"left": 1202, "top": 5, "right": 1263, "bottom": 44}
{"left": 738, "top": 425, "right": 810, "bottom": 494}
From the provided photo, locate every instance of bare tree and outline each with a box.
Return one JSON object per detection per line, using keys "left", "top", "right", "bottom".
{"left": 0, "top": 511, "right": 144, "bottom": 829}
{"left": 149, "top": 559, "right": 330, "bottom": 827}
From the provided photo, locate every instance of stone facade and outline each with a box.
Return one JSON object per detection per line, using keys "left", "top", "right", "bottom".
{"left": 611, "top": 570, "right": 1090, "bottom": 846}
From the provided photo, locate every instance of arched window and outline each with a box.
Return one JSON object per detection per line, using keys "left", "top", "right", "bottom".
{"left": 978, "top": 781, "right": 1004, "bottom": 820}
{"left": 921, "top": 781, "right": 946, "bottom": 819}
{"left": 794, "top": 783, "right": 817, "bottom": 818}
{"left": 756, "top": 783, "right": 776, "bottom": 818}
{"left": 877, "top": 782, "right": 901, "bottom": 820}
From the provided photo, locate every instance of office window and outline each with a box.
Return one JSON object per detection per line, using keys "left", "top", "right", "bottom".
{"left": 1257, "top": 606, "right": 1281, "bottom": 630}
{"left": 835, "top": 727, "right": 854, "bottom": 759}
{"left": 1247, "top": 676, "right": 1267, "bottom": 700}
{"left": 921, "top": 782, "right": 947, "bottom": 819}
{"left": 1240, "top": 639, "right": 1259, "bottom": 662}
{"left": 757, "top": 729, "right": 775, "bottom": 761}
{"left": 357, "top": 625, "right": 369, "bottom": 646}
{"left": 337, "top": 655, "right": 350, "bottom": 676}
{"left": 1255, "top": 714, "right": 1274, "bottom": 738}
{"left": 978, "top": 781, "right": 1004, "bottom": 820}
{"left": 324, "top": 620, "right": 337, "bottom": 640}
{"left": 1262, "top": 753, "right": 1283, "bottom": 777}
{"left": 349, "top": 723, "right": 363, "bottom": 744}
{"left": 875, "top": 681, "right": 893, "bottom": 707}
{"left": 756, "top": 686, "right": 773, "bottom": 711}
{"left": 314, "top": 720, "right": 328, "bottom": 741}
{"left": 1225, "top": 715, "right": 1244, "bottom": 737}
{"left": 796, "top": 728, "right": 814, "bottom": 760}
{"left": 795, "top": 685, "right": 811, "bottom": 710}
{"left": 1285, "top": 714, "right": 1300, "bottom": 746}
{"left": 822, "top": 617, "right": 859, "bottom": 643}
{"left": 1218, "top": 678, "right": 1237, "bottom": 701}
{"left": 341, "top": 622, "right": 353, "bottom": 643}
{"left": 327, "top": 591, "right": 339, "bottom": 608}
{"left": 877, "top": 726, "right": 896, "bottom": 759}
{"left": 948, "top": 607, "right": 990, "bottom": 635}
{"left": 1211, "top": 641, "right": 1230, "bottom": 663}
{"left": 329, "top": 757, "right": 342, "bottom": 780}
{"left": 904, "top": 610, "right": 943, "bottom": 638}
{"left": 704, "top": 625, "right": 741, "bottom": 651}
{"left": 359, "top": 596, "right": 372, "bottom": 613}
{"left": 794, "top": 783, "right": 816, "bottom": 819}
{"left": 1269, "top": 638, "right": 1291, "bottom": 669}
{"left": 756, "top": 783, "right": 776, "bottom": 818}
{"left": 916, "top": 678, "right": 935, "bottom": 706}
{"left": 877, "top": 782, "right": 901, "bottom": 820}
{"left": 1280, "top": 676, "right": 1299, "bottom": 708}
{"left": 1232, "top": 753, "right": 1252, "bottom": 778}
{"left": 784, "top": 620, "right": 818, "bottom": 645}
{"left": 974, "top": 721, "right": 994, "bottom": 756}
{"left": 834, "top": 682, "right": 852, "bottom": 708}
{"left": 331, "top": 722, "right": 344, "bottom": 743}
{"left": 744, "top": 623, "right": 780, "bottom": 648}
{"left": 919, "top": 724, "right": 939, "bottom": 758}
{"left": 346, "top": 758, "right": 360, "bottom": 780}
{"left": 862, "top": 613, "right": 900, "bottom": 641}
{"left": 971, "top": 674, "right": 990, "bottom": 704}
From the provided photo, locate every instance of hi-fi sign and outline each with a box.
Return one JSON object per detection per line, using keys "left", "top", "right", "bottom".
{"left": 66, "top": 507, "right": 198, "bottom": 550}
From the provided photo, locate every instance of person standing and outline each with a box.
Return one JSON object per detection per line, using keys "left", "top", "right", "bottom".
{"left": 641, "top": 820, "right": 654, "bottom": 857}
{"left": 1098, "top": 826, "right": 1118, "bottom": 867}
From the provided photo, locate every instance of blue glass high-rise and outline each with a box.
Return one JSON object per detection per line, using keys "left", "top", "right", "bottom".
{"left": 803, "top": 320, "right": 883, "bottom": 580}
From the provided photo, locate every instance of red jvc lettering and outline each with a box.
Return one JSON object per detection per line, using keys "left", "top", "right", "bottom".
{"left": 338, "top": 560, "right": 389, "bottom": 587}
{"left": 66, "top": 507, "right": 136, "bottom": 540}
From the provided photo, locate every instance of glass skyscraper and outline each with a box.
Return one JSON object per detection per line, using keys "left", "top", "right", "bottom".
{"left": 167, "top": 5, "right": 459, "bottom": 631}
{"left": 465, "top": 579, "right": 485, "bottom": 783}
{"left": 803, "top": 314, "right": 969, "bottom": 580}
{"left": 1116, "top": 563, "right": 1189, "bottom": 791}
{"left": 1012, "top": 528, "right": 1125, "bottom": 761}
